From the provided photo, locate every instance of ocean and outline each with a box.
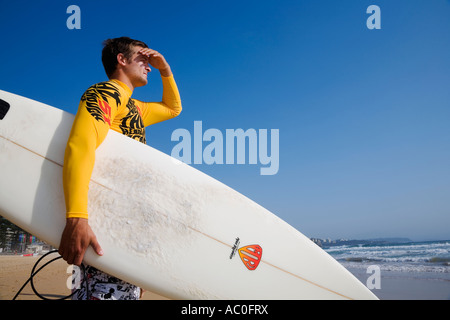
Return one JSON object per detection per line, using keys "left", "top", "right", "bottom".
{"left": 323, "top": 240, "right": 450, "bottom": 299}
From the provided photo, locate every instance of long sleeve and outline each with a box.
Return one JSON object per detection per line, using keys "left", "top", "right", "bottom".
{"left": 134, "top": 75, "right": 182, "bottom": 126}
{"left": 63, "top": 75, "right": 181, "bottom": 219}
{"left": 63, "top": 82, "right": 122, "bottom": 219}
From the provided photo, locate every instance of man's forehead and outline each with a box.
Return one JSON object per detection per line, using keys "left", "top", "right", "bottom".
{"left": 131, "top": 45, "right": 146, "bottom": 55}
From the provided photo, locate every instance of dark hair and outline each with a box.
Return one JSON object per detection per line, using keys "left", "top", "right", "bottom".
{"left": 102, "top": 37, "right": 148, "bottom": 78}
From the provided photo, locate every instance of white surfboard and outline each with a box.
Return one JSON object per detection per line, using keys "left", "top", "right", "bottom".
{"left": 0, "top": 90, "right": 377, "bottom": 300}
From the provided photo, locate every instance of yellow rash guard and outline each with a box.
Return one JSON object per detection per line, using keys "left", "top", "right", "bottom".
{"left": 63, "top": 75, "right": 182, "bottom": 219}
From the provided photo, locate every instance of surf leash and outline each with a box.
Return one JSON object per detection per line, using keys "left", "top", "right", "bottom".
{"left": 12, "top": 249, "right": 88, "bottom": 300}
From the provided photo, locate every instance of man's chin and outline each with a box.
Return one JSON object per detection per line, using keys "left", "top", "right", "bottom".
{"left": 135, "top": 79, "right": 148, "bottom": 87}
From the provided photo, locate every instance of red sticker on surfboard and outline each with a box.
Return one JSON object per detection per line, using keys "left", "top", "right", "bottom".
{"left": 238, "top": 244, "right": 263, "bottom": 270}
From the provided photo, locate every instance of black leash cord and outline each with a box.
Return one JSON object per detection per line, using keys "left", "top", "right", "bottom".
{"left": 12, "top": 249, "right": 88, "bottom": 300}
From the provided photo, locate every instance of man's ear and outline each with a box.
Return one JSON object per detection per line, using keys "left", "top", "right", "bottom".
{"left": 117, "top": 53, "right": 127, "bottom": 66}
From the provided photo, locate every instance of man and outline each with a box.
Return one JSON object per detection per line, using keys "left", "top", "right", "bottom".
{"left": 58, "top": 37, "right": 182, "bottom": 300}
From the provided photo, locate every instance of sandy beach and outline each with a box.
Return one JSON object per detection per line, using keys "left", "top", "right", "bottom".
{"left": 347, "top": 267, "right": 450, "bottom": 300}
{"left": 0, "top": 255, "right": 168, "bottom": 300}
{"left": 1, "top": 254, "right": 449, "bottom": 300}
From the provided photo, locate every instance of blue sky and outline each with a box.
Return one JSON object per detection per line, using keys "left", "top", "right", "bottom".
{"left": 1, "top": 0, "right": 449, "bottom": 241}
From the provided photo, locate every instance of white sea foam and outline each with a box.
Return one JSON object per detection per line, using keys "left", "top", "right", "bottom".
{"left": 325, "top": 241, "right": 450, "bottom": 276}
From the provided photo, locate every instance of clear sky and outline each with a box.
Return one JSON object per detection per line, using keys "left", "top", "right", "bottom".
{"left": 1, "top": 0, "right": 449, "bottom": 241}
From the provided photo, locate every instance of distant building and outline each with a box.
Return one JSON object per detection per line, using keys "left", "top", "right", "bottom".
{"left": 0, "top": 216, "right": 53, "bottom": 254}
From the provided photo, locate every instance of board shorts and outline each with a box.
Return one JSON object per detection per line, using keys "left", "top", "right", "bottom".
{"left": 71, "top": 265, "right": 141, "bottom": 300}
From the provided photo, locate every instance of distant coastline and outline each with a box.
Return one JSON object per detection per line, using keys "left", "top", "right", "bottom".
{"left": 310, "top": 237, "right": 414, "bottom": 248}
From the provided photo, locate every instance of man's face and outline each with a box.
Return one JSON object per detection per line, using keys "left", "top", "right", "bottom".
{"left": 123, "top": 46, "right": 151, "bottom": 87}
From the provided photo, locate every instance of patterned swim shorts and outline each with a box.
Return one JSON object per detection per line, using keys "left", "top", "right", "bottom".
{"left": 71, "top": 265, "right": 141, "bottom": 300}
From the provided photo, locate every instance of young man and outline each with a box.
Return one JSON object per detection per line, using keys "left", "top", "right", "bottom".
{"left": 58, "top": 37, "right": 182, "bottom": 300}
